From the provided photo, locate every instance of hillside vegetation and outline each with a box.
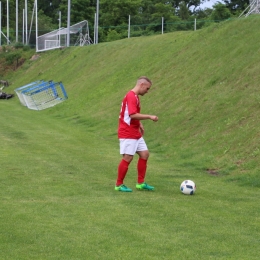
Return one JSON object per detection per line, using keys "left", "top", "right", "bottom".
{"left": 5, "top": 15, "right": 260, "bottom": 185}
{"left": 1, "top": 15, "right": 260, "bottom": 259}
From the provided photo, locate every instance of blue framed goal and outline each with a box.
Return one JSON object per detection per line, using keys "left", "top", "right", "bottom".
{"left": 15, "top": 81, "right": 68, "bottom": 110}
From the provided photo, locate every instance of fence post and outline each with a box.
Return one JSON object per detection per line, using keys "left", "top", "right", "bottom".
{"left": 194, "top": 18, "right": 196, "bottom": 31}
{"left": 67, "top": 0, "right": 71, "bottom": 46}
{"left": 25, "top": 0, "right": 28, "bottom": 44}
{"left": 96, "top": 0, "right": 99, "bottom": 44}
{"left": 16, "top": 0, "right": 18, "bottom": 42}
{"left": 7, "top": 0, "right": 9, "bottom": 44}
{"left": 35, "top": 0, "right": 38, "bottom": 51}
{"left": 0, "top": 1, "right": 1, "bottom": 46}
{"left": 94, "top": 13, "right": 96, "bottom": 44}
{"left": 162, "top": 17, "right": 164, "bottom": 34}
{"left": 23, "top": 9, "right": 24, "bottom": 44}
{"left": 128, "top": 15, "right": 130, "bottom": 38}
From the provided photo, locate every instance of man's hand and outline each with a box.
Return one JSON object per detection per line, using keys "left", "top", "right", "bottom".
{"left": 150, "top": 115, "right": 158, "bottom": 122}
{"left": 130, "top": 113, "right": 158, "bottom": 121}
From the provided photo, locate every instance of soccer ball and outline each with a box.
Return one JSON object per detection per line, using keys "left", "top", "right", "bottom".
{"left": 180, "top": 180, "right": 196, "bottom": 195}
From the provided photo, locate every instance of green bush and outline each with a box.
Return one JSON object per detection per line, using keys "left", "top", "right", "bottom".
{"left": 106, "top": 29, "right": 122, "bottom": 42}
{"left": 14, "top": 42, "right": 24, "bottom": 49}
{"left": 5, "top": 52, "right": 22, "bottom": 65}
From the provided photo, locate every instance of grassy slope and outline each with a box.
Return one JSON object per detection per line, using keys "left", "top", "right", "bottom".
{"left": 0, "top": 16, "right": 260, "bottom": 259}
{"left": 8, "top": 16, "right": 260, "bottom": 183}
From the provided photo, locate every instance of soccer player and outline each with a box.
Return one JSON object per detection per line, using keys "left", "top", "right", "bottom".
{"left": 115, "top": 76, "right": 159, "bottom": 192}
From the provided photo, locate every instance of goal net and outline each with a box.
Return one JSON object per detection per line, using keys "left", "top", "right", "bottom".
{"left": 15, "top": 81, "right": 68, "bottom": 110}
{"left": 15, "top": 80, "right": 46, "bottom": 106}
{"left": 37, "top": 20, "right": 92, "bottom": 52}
{"left": 45, "top": 40, "right": 59, "bottom": 49}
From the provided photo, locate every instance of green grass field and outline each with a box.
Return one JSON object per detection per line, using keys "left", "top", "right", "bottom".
{"left": 0, "top": 16, "right": 259, "bottom": 259}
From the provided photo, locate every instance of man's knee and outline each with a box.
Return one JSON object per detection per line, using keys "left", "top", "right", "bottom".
{"left": 137, "top": 150, "right": 149, "bottom": 160}
{"left": 122, "top": 154, "right": 134, "bottom": 163}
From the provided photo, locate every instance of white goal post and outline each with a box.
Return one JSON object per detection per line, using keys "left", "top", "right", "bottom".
{"left": 36, "top": 20, "right": 92, "bottom": 52}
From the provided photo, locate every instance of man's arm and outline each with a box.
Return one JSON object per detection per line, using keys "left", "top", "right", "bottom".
{"left": 130, "top": 113, "right": 158, "bottom": 121}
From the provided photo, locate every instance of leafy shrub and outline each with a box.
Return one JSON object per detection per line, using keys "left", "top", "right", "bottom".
{"left": 106, "top": 29, "right": 122, "bottom": 42}
{"left": 14, "top": 42, "right": 24, "bottom": 49}
{"left": 5, "top": 52, "right": 22, "bottom": 65}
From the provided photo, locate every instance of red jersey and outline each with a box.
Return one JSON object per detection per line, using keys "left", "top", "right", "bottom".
{"left": 118, "top": 90, "right": 142, "bottom": 139}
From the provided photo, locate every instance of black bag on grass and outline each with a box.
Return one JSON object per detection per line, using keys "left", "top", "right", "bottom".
{"left": 0, "top": 92, "right": 14, "bottom": 99}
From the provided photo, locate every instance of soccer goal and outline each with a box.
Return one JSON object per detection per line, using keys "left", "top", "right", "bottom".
{"left": 15, "top": 80, "right": 46, "bottom": 106}
{"left": 15, "top": 81, "right": 68, "bottom": 110}
{"left": 36, "top": 20, "right": 92, "bottom": 52}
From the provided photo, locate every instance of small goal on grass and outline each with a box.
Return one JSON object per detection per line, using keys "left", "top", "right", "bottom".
{"left": 15, "top": 80, "right": 46, "bottom": 106}
{"left": 15, "top": 81, "right": 68, "bottom": 110}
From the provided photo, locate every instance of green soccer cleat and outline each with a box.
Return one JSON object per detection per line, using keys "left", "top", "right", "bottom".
{"left": 115, "top": 184, "right": 132, "bottom": 192}
{"left": 136, "top": 182, "right": 154, "bottom": 191}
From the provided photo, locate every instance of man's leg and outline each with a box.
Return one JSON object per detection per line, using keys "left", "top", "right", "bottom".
{"left": 116, "top": 154, "right": 133, "bottom": 186}
{"left": 136, "top": 150, "right": 149, "bottom": 184}
{"left": 136, "top": 150, "right": 154, "bottom": 190}
{"left": 115, "top": 154, "right": 133, "bottom": 192}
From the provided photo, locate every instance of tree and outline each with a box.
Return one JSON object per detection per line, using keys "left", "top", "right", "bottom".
{"left": 211, "top": 2, "right": 232, "bottom": 21}
{"left": 147, "top": 2, "right": 177, "bottom": 33}
{"left": 168, "top": 0, "right": 206, "bottom": 12}
{"left": 100, "top": 0, "right": 142, "bottom": 26}
{"left": 0, "top": 0, "right": 16, "bottom": 28}
{"left": 0, "top": 0, "right": 225, "bottom": 44}
{"left": 57, "top": 0, "right": 96, "bottom": 27}
{"left": 178, "top": 1, "right": 190, "bottom": 20}
{"left": 193, "top": 7, "right": 213, "bottom": 19}
{"left": 106, "top": 29, "right": 122, "bottom": 41}
{"left": 223, "top": 0, "right": 249, "bottom": 14}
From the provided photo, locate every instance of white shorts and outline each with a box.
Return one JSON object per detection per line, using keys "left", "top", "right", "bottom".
{"left": 119, "top": 137, "right": 148, "bottom": 155}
